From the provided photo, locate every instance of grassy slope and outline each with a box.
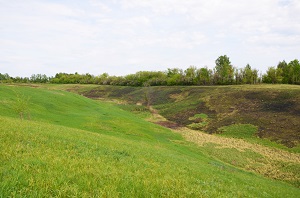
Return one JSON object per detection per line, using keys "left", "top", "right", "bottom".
{"left": 67, "top": 84, "right": 300, "bottom": 149}
{"left": 0, "top": 84, "right": 300, "bottom": 197}
{"left": 56, "top": 84, "right": 300, "bottom": 186}
{"left": 0, "top": 85, "right": 176, "bottom": 142}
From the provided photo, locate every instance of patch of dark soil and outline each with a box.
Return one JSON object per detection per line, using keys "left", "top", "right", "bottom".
{"left": 165, "top": 102, "right": 217, "bottom": 126}
{"left": 262, "top": 101, "right": 295, "bottom": 112}
{"left": 281, "top": 139, "right": 297, "bottom": 148}
{"left": 155, "top": 121, "right": 181, "bottom": 129}
{"left": 83, "top": 89, "right": 108, "bottom": 98}
{"left": 109, "top": 87, "right": 137, "bottom": 98}
{"left": 206, "top": 117, "right": 238, "bottom": 134}
{"left": 244, "top": 91, "right": 272, "bottom": 101}
{"left": 187, "top": 87, "right": 206, "bottom": 95}
{"left": 149, "top": 87, "right": 182, "bottom": 105}
{"left": 165, "top": 111, "right": 194, "bottom": 126}
{"left": 292, "top": 108, "right": 300, "bottom": 116}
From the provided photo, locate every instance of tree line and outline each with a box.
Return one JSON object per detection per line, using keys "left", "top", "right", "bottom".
{"left": 1, "top": 55, "right": 299, "bottom": 86}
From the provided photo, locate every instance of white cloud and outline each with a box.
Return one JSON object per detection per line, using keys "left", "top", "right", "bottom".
{"left": 0, "top": 0, "right": 299, "bottom": 77}
{"left": 89, "top": 0, "right": 112, "bottom": 13}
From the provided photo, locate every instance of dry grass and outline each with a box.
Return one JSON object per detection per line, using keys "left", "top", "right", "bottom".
{"left": 177, "top": 127, "right": 300, "bottom": 163}
{"left": 169, "top": 91, "right": 190, "bottom": 102}
{"left": 176, "top": 127, "right": 300, "bottom": 186}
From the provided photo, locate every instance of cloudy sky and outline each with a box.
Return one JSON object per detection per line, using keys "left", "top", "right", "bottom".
{"left": 0, "top": 0, "right": 299, "bottom": 77}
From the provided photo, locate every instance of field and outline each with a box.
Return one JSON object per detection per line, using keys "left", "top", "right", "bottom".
{"left": 0, "top": 84, "right": 300, "bottom": 197}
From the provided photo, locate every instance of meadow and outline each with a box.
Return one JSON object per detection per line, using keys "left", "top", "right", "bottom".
{"left": 0, "top": 84, "right": 299, "bottom": 197}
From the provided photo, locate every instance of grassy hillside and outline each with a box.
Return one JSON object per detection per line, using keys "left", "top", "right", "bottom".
{"left": 67, "top": 84, "right": 300, "bottom": 149}
{"left": 0, "top": 85, "right": 177, "bottom": 142}
{"left": 0, "top": 84, "right": 300, "bottom": 197}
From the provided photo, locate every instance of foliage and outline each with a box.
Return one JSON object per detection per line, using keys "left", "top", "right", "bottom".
{"left": 214, "top": 55, "right": 234, "bottom": 84}
{"left": 1, "top": 56, "right": 300, "bottom": 86}
{"left": 263, "top": 59, "right": 300, "bottom": 84}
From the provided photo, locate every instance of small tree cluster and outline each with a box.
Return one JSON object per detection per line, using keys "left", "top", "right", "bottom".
{"left": 262, "top": 59, "right": 300, "bottom": 84}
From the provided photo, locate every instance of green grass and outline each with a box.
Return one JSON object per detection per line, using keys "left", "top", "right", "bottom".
{"left": 1, "top": 84, "right": 300, "bottom": 197}
{"left": 191, "top": 113, "right": 208, "bottom": 119}
{"left": 188, "top": 113, "right": 209, "bottom": 129}
{"left": 0, "top": 85, "right": 179, "bottom": 143}
{"left": 218, "top": 124, "right": 300, "bottom": 153}
{"left": 218, "top": 124, "right": 258, "bottom": 139}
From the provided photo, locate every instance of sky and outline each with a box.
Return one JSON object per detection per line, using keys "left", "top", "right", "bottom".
{"left": 0, "top": 0, "right": 300, "bottom": 77}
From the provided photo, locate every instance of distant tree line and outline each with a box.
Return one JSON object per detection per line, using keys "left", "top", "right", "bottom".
{"left": 1, "top": 55, "right": 299, "bottom": 86}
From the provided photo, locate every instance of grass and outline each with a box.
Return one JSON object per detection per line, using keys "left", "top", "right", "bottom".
{"left": 66, "top": 83, "right": 300, "bottom": 149}
{"left": 191, "top": 113, "right": 208, "bottom": 119}
{"left": 188, "top": 113, "right": 209, "bottom": 129}
{"left": 0, "top": 85, "right": 179, "bottom": 143}
{"left": 1, "top": 84, "right": 300, "bottom": 197}
{"left": 178, "top": 127, "right": 300, "bottom": 187}
{"left": 218, "top": 124, "right": 258, "bottom": 139}
{"left": 218, "top": 124, "right": 300, "bottom": 153}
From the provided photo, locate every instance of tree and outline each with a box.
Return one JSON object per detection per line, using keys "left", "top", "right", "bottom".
{"left": 277, "top": 60, "right": 288, "bottom": 83}
{"left": 252, "top": 69, "right": 258, "bottom": 84}
{"left": 215, "top": 55, "right": 234, "bottom": 84}
{"left": 95, "top": 73, "right": 109, "bottom": 85}
{"left": 184, "top": 66, "right": 197, "bottom": 85}
{"left": 166, "top": 68, "right": 183, "bottom": 85}
{"left": 263, "top": 67, "right": 279, "bottom": 84}
{"left": 0, "top": 73, "right": 12, "bottom": 83}
{"left": 242, "top": 64, "right": 258, "bottom": 84}
{"left": 243, "top": 64, "right": 253, "bottom": 84}
{"left": 196, "top": 67, "right": 211, "bottom": 85}
{"left": 288, "top": 59, "right": 300, "bottom": 84}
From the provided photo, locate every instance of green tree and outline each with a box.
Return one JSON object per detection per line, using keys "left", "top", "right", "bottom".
{"left": 288, "top": 59, "right": 300, "bottom": 84}
{"left": 95, "top": 73, "right": 109, "bottom": 85}
{"left": 263, "top": 67, "right": 281, "bottom": 84}
{"left": 277, "top": 61, "right": 288, "bottom": 83}
{"left": 0, "top": 73, "right": 12, "bottom": 83}
{"left": 166, "top": 68, "right": 183, "bottom": 85}
{"left": 252, "top": 69, "right": 258, "bottom": 84}
{"left": 184, "top": 66, "right": 197, "bottom": 85}
{"left": 242, "top": 64, "right": 258, "bottom": 84}
{"left": 243, "top": 64, "right": 253, "bottom": 84}
{"left": 215, "top": 55, "right": 234, "bottom": 84}
{"left": 196, "top": 67, "right": 211, "bottom": 85}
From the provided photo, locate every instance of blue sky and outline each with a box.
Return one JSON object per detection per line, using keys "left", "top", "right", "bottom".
{"left": 0, "top": 0, "right": 299, "bottom": 77}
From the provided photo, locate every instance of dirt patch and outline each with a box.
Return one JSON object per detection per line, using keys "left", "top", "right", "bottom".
{"left": 109, "top": 87, "right": 137, "bottom": 98}
{"left": 262, "top": 101, "right": 295, "bottom": 112}
{"left": 155, "top": 121, "right": 181, "bottom": 129}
